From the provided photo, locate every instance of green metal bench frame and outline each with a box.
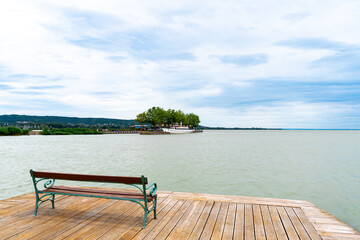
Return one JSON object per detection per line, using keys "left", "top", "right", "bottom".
{"left": 30, "top": 169, "right": 157, "bottom": 228}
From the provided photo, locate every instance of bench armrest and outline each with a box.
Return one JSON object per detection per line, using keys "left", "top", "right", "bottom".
{"left": 146, "top": 182, "right": 157, "bottom": 197}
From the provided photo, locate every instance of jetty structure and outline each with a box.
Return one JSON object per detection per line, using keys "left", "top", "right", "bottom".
{"left": 0, "top": 189, "right": 359, "bottom": 239}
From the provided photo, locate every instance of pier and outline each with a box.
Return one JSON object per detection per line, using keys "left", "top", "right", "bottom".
{"left": 0, "top": 189, "right": 358, "bottom": 239}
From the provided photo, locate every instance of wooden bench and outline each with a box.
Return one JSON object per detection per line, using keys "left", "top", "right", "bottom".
{"left": 29, "top": 169, "right": 157, "bottom": 228}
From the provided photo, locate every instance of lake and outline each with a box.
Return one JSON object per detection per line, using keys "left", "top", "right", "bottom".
{"left": 0, "top": 130, "right": 359, "bottom": 230}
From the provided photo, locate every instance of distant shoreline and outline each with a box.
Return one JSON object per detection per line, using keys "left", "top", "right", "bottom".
{"left": 200, "top": 127, "right": 360, "bottom": 130}
{"left": 199, "top": 127, "right": 282, "bottom": 130}
{"left": 1, "top": 115, "right": 359, "bottom": 131}
{"left": 282, "top": 128, "right": 360, "bottom": 130}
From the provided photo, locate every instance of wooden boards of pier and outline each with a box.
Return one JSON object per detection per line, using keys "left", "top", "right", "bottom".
{"left": 0, "top": 189, "right": 359, "bottom": 239}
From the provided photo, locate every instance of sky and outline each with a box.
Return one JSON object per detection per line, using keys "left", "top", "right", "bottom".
{"left": 0, "top": 0, "right": 360, "bottom": 128}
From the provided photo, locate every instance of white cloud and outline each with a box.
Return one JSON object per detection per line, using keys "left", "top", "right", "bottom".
{"left": 197, "top": 102, "right": 355, "bottom": 128}
{"left": 0, "top": 0, "right": 359, "bottom": 127}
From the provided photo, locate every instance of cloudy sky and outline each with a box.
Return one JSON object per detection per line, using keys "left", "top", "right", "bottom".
{"left": 0, "top": 0, "right": 359, "bottom": 128}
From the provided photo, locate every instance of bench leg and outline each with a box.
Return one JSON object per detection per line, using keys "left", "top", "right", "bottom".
{"left": 51, "top": 194, "right": 55, "bottom": 209}
{"left": 143, "top": 211, "right": 148, "bottom": 229}
{"left": 34, "top": 199, "right": 39, "bottom": 216}
{"left": 153, "top": 196, "right": 157, "bottom": 219}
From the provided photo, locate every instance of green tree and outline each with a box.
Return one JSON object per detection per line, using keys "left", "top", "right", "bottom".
{"left": 174, "top": 110, "right": 187, "bottom": 125}
{"left": 156, "top": 108, "right": 168, "bottom": 126}
{"left": 41, "top": 127, "right": 50, "bottom": 135}
{"left": 135, "top": 112, "right": 147, "bottom": 130}
{"left": 136, "top": 107, "right": 201, "bottom": 129}
{"left": 145, "top": 107, "right": 167, "bottom": 128}
{"left": 0, "top": 127, "right": 9, "bottom": 135}
{"left": 22, "top": 129, "right": 30, "bottom": 135}
{"left": 165, "top": 109, "right": 176, "bottom": 126}
{"left": 7, "top": 126, "right": 22, "bottom": 135}
{"left": 186, "top": 113, "right": 200, "bottom": 128}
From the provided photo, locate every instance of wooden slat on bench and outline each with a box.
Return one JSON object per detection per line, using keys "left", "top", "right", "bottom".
{"left": 46, "top": 186, "right": 153, "bottom": 197}
{"left": 32, "top": 171, "right": 146, "bottom": 184}
{"left": 43, "top": 186, "right": 155, "bottom": 201}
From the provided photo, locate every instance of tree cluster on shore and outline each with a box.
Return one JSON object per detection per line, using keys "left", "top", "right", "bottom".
{"left": 41, "top": 127, "right": 103, "bottom": 135}
{"left": 135, "top": 107, "right": 200, "bottom": 129}
{"left": 0, "top": 126, "right": 29, "bottom": 136}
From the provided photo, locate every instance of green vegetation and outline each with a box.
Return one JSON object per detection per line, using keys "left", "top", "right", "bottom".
{"left": 41, "top": 128, "right": 103, "bottom": 135}
{"left": 0, "top": 126, "right": 29, "bottom": 136}
{"left": 0, "top": 114, "right": 136, "bottom": 129}
{"left": 0, "top": 113, "right": 201, "bottom": 132}
{"left": 135, "top": 107, "right": 200, "bottom": 129}
{"left": 186, "top": 113, "right": 201, "bottom": 128}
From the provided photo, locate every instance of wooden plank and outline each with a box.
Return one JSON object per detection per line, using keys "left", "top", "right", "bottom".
{"left": 268, "top": 205, "right": 288, "bottom": 240}
{"left": 131, "top": 199, "right": 184, "bottom": 240}
{"left": 43, "top": 187, "right": 154, "bottom": 201}
{"left": 0, "top": 203, "right": 12, "bottom": 209}
{"left": 253, "top": 204, "right": 266, "bottom": 240}
{"left": 187, "top": 201, "right": 214, "bottom": 240}
{"left": 322, "top": 235, "right": 360, "bottom": 240}
{"left": 234, "top": 203, "right": 245, "bottom": 240}
{"left": 5, "top": 197, "right": 107, "bottom": 239}
{"left": 165, "top": 200, "right": 201, "bottom": 239}
{"left": 301, "top": 205, "right": 360, "bottom": 238}
{"left": 54, "top": 200, "right": 139, "bottom": 239}
{"left": 0, "top": 193, "right": 38, "bottom": 206}
{"left": 79, "top": 198, "right": 164, "bottom": 240}
{"left": 32, "top": 170, "right": 146, "bottom": 184}
{"left": 46, "top": 185, "right": 155, "bottom": 198}
{"left": 0, "top": 196, "right": 95, "bottom": 239}
{"left": 277, "top": 206, "right": 300, "bottom": 240}
{"left": 27, "top": 199, "right": 118, "bottom": 240}
{"left": 212, "top": 202, "right": 229, "bottom": 239}
{"left": 285, "top": 207, "right": 311, "bottom": 240}
{"left": 177, "top": 200, "right": 207, "bottom": 239}
{"left": 114, "top": 201, "right": 170, "bottom": 240}
{"left": 0, "top": 193, "right": 53, "bottom": 215}
{"left": 147, "top": 200, "right": 193, "bottom": 239}
{"left": 313, "top": 224, "right": 359, "bottom": 235}
{"left": 244, "top": 204, "right": 255, "bottom": 240}
{"left": 0, "top": 193, "right": 68, "bottom": 218}
{"left": 222, "top": 202, "right": 236, "bottom": 240}
{"left": 118, "top": 197, "right": 176, "bottom": 240}
{"left": 101, "top": 197, "right": 176, "bottom": 240}
{"left": 321, "top": 233, "right": 360, "bottom": 240}
{"left": 170, "top": 191, "right": 314, "bottom": 207}
{"left": 260, "top": 205, "right": 277, "bottom": 240}
{"left": 140, "top": 200, "right": 187, "bottom": 240}
{"left": 0, "top": 194, "right": 67, "bottom": 225}
{"left": 199, "top": 201, "right": 221, "bottom": 240}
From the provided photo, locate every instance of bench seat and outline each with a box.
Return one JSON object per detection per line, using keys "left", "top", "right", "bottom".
{"left": 43, "top": 185, "right": 156, "bottom": 201}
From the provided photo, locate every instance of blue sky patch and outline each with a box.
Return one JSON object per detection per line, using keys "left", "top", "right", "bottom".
{"left": 216, "top": 54, "right": 268, "bottom": 66}
{"left": 283, "top": 12, "right": 309, "bottom": 23}
{"left": 106, "top": 55, "right": 126, "bottom": 62}
{"left": 26, "top": 85, "right": 64, "bottom": 90}
{"left": 62, "top": 8, "right": 123, "bottom": 30}
{"left": 0, "top": 84, "right": 12, "bottom": 90}
{"left": 10, "top": 74, "right": 47, "bottom": 79}
{"left": 277, "top": 38, "right": 359, "bottom": 52}
{"left": 312, "top": 52, "right": 360, "bottom": 73}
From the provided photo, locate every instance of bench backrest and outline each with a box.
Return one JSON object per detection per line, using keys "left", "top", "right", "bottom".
{"left": 30, "top": 169, "right": 147, "bottom": 185}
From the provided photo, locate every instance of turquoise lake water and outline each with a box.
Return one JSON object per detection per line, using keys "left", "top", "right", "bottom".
{"left": 0, "top": 130, "right": 359, "bottom": 230}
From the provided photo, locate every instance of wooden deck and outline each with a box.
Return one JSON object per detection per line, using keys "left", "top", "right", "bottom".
{"left": 0, "top": 189, "right": 358, "bottom": 239}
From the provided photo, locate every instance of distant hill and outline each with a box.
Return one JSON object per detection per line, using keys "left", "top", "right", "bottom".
{"left": 0, "top": 114, "right": 281, "bottom": 130}
{"left": 0, "top": 114, "right": 136, "bottom": 127}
